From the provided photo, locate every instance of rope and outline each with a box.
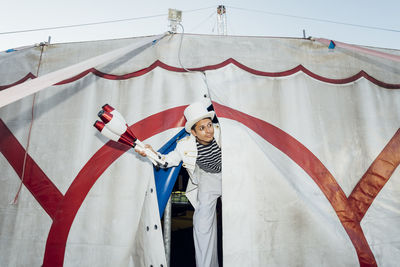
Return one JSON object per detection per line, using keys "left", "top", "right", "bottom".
{"left": 0, "top": 6, "right": 216, "bottom": 35}
{"left": 11, "top": 45, "right": 44, "bottom": 204}
{"left": 176, "top": 24, "right": 213, "bottom": 100}
{"left": 177, "top": 23, "right": 192, "bottom": 73}
{"left": 189, "top": 10, "right": 216, "bottom": 32}
{"left": 227, "top": 5, "right": 400, "bottom": 33}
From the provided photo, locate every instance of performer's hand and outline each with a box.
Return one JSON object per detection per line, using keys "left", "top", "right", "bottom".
{"left": 135, "top": 144, "right": 155, "bottom": 157}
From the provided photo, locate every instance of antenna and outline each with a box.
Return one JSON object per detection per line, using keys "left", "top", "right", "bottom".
{"left": 217, "top": 5, "right": 227, "bottom": 35}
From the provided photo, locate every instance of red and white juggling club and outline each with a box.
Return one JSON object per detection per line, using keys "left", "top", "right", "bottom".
{"left": 95, "top": 106, "right": 167, "bottom": 167}
{"left": 97, "top": 109, "right": 138, "bottom": 146}
{"left": 102, "top": 104, "right": 126, "bottom": 124}
{"left": 97, "top": 110, "right": 127, "bottom": 136}
{"left": 94, "top": 116, "right": 159, "bottom": 166}
{"left": 93, "top": 120, "right": 134, "bottom": 147}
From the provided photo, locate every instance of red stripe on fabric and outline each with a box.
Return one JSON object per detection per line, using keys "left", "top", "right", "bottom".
{"left": 348, "top": 129, "right": 400, "bottom": 221}
{"left": 131, "top": 105, "right": 187, "bottom": 140}
{"left": 6, "top": 59, "right": 399, "bottom": 89}
{"left": 212, "top": 102, "right": 379, "bottom": 267}
{"left": 0, "top": 73, "right": 36, "bottom": 90}
{"left": 68, "top": 58, "right": 400, "bottom": 89}
{"left": 42, "top": 141, "right": 128, "bottom": 267}
{"left": 55, "top": 68, "right": 95, "bottom": 85}
{"left": 0, "top": 119, "right": 63, "bottom": 219}
{"left": 360, "top": 71, "right": 400, "bottom": 90}
{"left": 2, "top": 101, "right": 395, "bottom": 266}
{"left": 42, "top": 105, "right": 186, "bottom": 267}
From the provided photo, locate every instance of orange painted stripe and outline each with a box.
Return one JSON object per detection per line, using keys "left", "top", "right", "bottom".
{"left": 213, "top": 102, "right": 381, "bottom": 266}
{"left": 349, "top": 129, "right": 400, "bottom": 221}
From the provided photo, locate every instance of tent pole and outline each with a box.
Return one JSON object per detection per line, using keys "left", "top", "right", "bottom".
{"left": 163, "top": 196, "right": 172, "bottom": 266}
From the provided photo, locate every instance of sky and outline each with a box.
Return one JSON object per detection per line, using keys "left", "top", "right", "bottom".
{"left": 0, "top": 0, "right": 399, "bottom": 52}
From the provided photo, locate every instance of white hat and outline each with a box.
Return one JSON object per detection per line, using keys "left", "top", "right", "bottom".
{"left": 184, "top": 102, "right": 215, "bottom": 133}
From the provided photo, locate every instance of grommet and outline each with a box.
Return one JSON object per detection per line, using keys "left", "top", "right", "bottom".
{"left": 154, "top": 224, "right": 158, "bottom": 230}
{"left": 150, "top": 188, "right": 154, "bottom": 193}
{"left": 160, "top": 265, "right": 164, "bottom": 267}
{"left": 204, "top": 94, "right": 207, "bottom": 98}
{"left": 146, "top": 226, "right": 149, "bottom": 231}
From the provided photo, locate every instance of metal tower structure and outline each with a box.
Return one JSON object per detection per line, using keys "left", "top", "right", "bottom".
{"left": 217, "top": 5, "right": 227, "bottom": 35}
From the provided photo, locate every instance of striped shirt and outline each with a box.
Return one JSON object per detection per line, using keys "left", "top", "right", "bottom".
{"left": 196, "top": 138, "right": 221, "bottom": 173}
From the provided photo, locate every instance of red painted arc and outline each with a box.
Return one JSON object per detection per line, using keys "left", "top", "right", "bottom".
{"left": 42, "top": 102, "right": 395, "bottom": 266}
{"left": 212, "top": 102, "right": 380, "bottom": 267}
{"left": 1, "top": 103, "right": 398, "bottom": 266}
{"left": 42, "top": 105, "right": 186, "bottom": 267}
{"left": 1, "top": 58, "right": 399, "bottom": 90}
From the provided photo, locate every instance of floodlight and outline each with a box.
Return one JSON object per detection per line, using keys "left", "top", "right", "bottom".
{"left": 168, "top": 9, "right": 182, "bottom": 33}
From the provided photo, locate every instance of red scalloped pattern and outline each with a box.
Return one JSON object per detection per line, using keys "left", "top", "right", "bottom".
{"left": 1, "top": 59, "right": 399, "bottom": 90}
{"left": 0, "top": 72, "right": 36, "bottom": 90}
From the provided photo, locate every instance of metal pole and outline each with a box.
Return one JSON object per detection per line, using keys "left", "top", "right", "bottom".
{"left": 163, "top": 196, "right": 172, "bottom": 266}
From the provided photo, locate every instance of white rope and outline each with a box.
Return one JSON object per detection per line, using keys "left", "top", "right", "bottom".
{"left": 177, "top": 23, "right": 192, "bottom": 73}
{"left": 176, "top": 24, "right": 213, "bottom": 100}
{"left": 0, "top": 6, "right": 216, "bottom": 35}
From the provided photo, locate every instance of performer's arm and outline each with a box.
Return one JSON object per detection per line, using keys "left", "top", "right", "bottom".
{"left": 135, "top": 144, "right": 182, "bottom": 168}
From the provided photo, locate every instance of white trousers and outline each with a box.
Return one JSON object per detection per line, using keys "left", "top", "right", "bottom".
{"left": 193, "top": 167, "right": 222, "bottom": 267}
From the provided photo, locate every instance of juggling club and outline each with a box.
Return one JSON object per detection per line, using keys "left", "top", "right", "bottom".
{"left": 96, "top": 109, "right": 167, "bottom": 168}
{"left": 102, "top": 104, "right": 126, "bottom": 124}
{"left": 93, "top": 121, "right": 134, "bottom": 147}
{"left": 93, "top": 120, "right": 159, "bottom": 166}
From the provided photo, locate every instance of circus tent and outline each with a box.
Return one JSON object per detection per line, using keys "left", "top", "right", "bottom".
{"left": 0, "top": 33, "right": 399, "bottom": 266}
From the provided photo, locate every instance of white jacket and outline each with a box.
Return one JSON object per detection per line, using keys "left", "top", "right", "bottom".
{"left": 160, "top": 124, "right": 221, "bottom": 209}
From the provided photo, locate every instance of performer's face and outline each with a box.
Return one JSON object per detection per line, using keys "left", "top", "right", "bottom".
{"left": 191, "top": 118, "right": 214, "bottom": 145}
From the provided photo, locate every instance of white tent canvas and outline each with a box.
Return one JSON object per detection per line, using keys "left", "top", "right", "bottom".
{"left": 0, "top": 34, "right": 399, "bottom": 266}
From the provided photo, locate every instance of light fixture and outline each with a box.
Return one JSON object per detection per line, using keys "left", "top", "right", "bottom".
{"left": 168, "top": 8, "right": 182, "bottom": 33}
